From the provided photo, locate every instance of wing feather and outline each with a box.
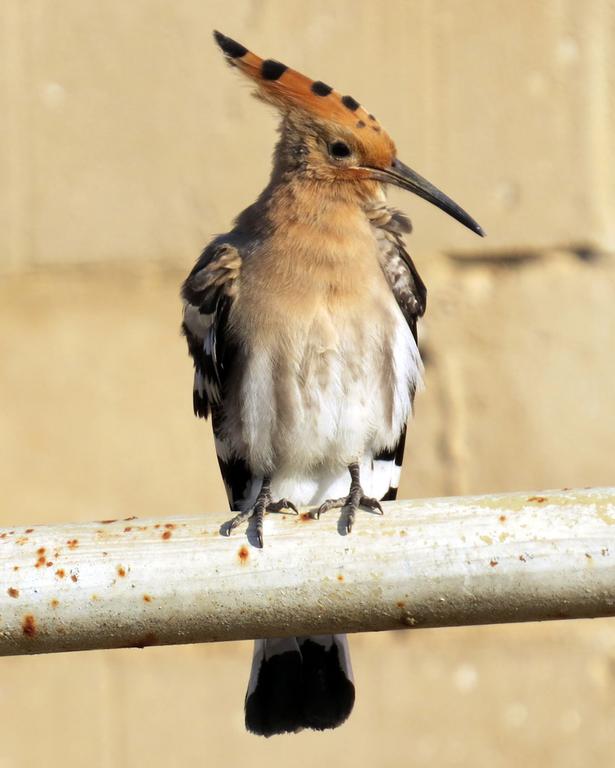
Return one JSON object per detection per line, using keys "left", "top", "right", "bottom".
{"left": 182, "top": 241, "right": 256, "bottom": 512}
{"left": 367, "top": 203, "right": 426, "bottom": 343}
{"left": 367, "top": 202, "right": 427, "bottom": 500}
{"left": 181, "top": 242, "right": 240, "bottom": 419}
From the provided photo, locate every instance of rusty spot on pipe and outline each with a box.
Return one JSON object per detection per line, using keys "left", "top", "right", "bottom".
{"left": 67, "top": 539, "right": 78, "bottom": 549}
{"left": 70, "top": 574, "right": 78, "bottom": 583}
{"left": 56, "top": 569, "right": 65, "bottom": 578}
{"left": 7, "top": 587, "right": 19, "bottom": 598}
{"left": 337, "top": 574, "right": 345, "bottom": 582}
{"left": 161, "top": 530, "right": 172, "bottom": 540}
{"left": 50, "top": 599, "right": 59, "bottom": 609}
{"left": 300, "top": 512, "right": 311, "bottom": 522}
{"left": 99, "top": 519, "right": 117, "bottom": 525}
{"left": 143, "top": 594, "right": 152, "bottom": 603}
{"left": 117, "top": 566, "right": 126, "bottom": 577}
{"left": 22, "top": 615, "right": 36, "bottom": 637}
{"left": 528, "top": 496, "right": 547, "bottom": 503}
{"left": 489, "top": 559, "right": 498, "bottom": 567}
{"left": 238, "top": 545, "right": 249, "bottom": 564}
{"left": 499, "top": 515, "right": 507, "bottom": 523}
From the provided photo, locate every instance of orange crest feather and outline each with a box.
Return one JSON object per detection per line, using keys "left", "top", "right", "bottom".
{"left": 213, "top": 31, "right": 395, "bottom": 164}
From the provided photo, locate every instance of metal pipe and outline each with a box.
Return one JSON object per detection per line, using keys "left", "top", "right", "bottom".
{"left": 1, "top": 487, "right": 614, "bottom": 656}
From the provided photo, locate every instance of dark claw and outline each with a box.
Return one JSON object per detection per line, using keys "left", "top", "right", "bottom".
{"left": 313, "top": 465, "right": 385, "bottom": 534}
{"left": 222, "top": 480, "right": 298, "bottom": 546}
{"left": 228, "top": 509, "right": 250, "bottom": 531}
{"left": 285, "top": 500, "right": 299, "bottom": 515}
{"left": 362, "top": 497, "right": 383, "bottom": 515}
{"left": 268, "top": 499, "right": 299, "bottom": 515}
{"left": 315, "top": 497, "right": 346, "bottom": 518}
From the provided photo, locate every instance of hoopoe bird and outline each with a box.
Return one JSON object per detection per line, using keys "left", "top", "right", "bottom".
{"left": 182, "top": 31, "right": 483, "bottom": 737}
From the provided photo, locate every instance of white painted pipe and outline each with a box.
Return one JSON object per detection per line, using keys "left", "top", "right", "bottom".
{"left": 1, "top": 487, "right": 614, "bottom": 656}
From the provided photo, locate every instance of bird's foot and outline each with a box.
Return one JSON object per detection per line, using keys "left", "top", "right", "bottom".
{"left": 224, "top": 478, "right": 298, "bottom": 547}
{"left": 311, "top": 463, "right": 383, "bottom": 533}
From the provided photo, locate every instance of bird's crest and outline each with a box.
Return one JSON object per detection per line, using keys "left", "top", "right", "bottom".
{"left": 212, "top": 30, "right": 484, "bottom": 236}
{"left": 213, "top": 30, "right": 395, "bottom": 162}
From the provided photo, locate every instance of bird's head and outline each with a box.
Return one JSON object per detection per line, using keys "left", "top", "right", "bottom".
{"left": 213, "top": 31, "right": 483, "bottom": 236}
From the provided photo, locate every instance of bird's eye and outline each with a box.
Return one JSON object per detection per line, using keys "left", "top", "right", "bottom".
{"left": 329, "top": 141, "right": 352, "bottom": 159}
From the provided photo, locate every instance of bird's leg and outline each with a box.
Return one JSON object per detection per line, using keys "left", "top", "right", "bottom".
{"left": 311, "top": 462, "right": 383, "bottom": 533}
{"left": 226, "top": 477, "right": 298, "bottom": 547}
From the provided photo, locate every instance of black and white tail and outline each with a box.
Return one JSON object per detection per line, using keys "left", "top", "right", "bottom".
{"left": 245, "top": 635, "right": 355, "bottom": 736}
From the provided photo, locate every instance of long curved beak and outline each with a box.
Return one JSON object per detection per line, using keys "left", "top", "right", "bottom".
{"left": 364, "top": 158, "right": 485, "bottom": 237}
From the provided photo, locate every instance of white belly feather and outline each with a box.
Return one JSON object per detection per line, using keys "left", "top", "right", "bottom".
{"left": 229, "top": 297, "right": 421, "bottom": 508}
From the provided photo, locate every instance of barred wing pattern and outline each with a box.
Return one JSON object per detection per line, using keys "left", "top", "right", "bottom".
{"left": 367, "top": 202, "right": 427, "bottom": 501}
{"left": 181, "top": 242, "right": 256, "bottom": 509}
{"left": 181, "top": 241, "right": 241, "bottom": 419}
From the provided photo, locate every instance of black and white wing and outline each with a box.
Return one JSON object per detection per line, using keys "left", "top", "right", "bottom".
{"left": 181, "top": 241, "right": 240, "bottom": 419}
{"left": 367, "top": 202, "right": 427, "bottom": 501}
{"left": 182, "top": 241, "right": 258, "bottom": 510}
{"left": 368, "top": 202, "right": 427, "bottom": 345}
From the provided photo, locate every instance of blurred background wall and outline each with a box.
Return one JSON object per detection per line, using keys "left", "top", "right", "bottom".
{"left": 1, "top": 1, "right": 615, "bottom": 766}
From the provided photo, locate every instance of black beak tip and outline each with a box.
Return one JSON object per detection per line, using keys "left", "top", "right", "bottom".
{"left": 387, "top": 159, "right": 485, "bottom": 238}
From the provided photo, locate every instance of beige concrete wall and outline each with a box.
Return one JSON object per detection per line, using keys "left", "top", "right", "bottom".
{"left": 1, "top": 2, "right": 615, "bottom": 767}
{"left": 2, "top": 0, "right": 615, "bottom": 274}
